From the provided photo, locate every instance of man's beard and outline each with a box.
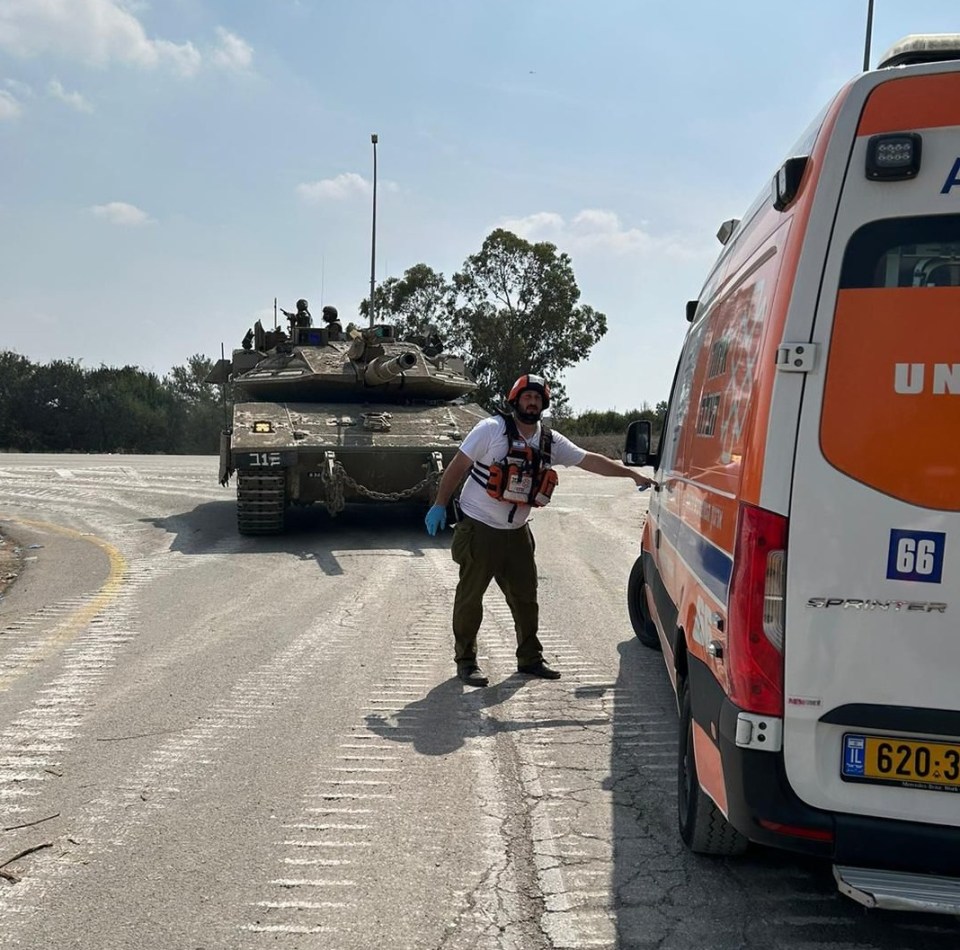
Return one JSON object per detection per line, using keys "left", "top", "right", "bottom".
{"left": 515, "top": 408, "right": 541, "bottom": 424}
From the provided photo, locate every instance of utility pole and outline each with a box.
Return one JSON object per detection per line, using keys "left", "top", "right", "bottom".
{"left": 369, "top": 133, "right": 378, "bottom": 327}
{"left": 863, "top": 0, "right": 875, "bottom": 71}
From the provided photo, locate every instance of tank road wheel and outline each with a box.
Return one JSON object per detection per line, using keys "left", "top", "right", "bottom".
{"left": 627, "top": 556, "right": 661, "bottom": 650}
{"left": 677, "top": 680, "right": 747, "bottom": 856}
{"left": 236, "top": 472, "right": 286, "bottom": 535}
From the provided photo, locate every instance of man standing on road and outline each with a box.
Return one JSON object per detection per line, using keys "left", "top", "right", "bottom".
{"left": 425, "top": 374, "right": 654, "bottom": 687}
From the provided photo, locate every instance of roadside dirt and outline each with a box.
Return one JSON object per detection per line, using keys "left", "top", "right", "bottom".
{"left": 0, "top": 529, "right": 23, "bottom": 601}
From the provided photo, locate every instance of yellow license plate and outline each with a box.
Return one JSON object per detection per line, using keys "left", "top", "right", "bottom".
{"left": 842, "top": 733, "right": 960, "bottom": 792}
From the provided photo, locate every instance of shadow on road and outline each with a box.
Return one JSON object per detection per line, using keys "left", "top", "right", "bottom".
{"left": 366, "top": 675, "right": 608, "bottom": 756}
{"left": 142, "top": 499, "right": 453, "bottom": 575}
{"left": 607, "top": 636, "right": 960, "bottom": 948}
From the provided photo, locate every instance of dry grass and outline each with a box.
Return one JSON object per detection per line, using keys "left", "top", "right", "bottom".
{"left": 559, "top": 432, "right": 625, "bottom": 460}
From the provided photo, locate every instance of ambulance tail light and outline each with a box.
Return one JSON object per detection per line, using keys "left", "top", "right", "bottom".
{"left": 727, "top": 504, "right": 788, "bottom": 717}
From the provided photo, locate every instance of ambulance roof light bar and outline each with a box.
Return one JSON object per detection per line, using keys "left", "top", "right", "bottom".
{"left": 878, "top": 34, "right": 960, "bottom": 69}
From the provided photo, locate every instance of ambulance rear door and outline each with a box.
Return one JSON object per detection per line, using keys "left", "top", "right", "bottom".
{"left": 782, "top": 66, "right": 960, "bottom": 827}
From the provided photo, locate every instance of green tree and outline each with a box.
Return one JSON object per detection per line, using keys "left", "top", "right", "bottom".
{"left": 358, "top": 263, "right": 451, "bottom": 339}
{"left": 0, "top": 352, "right": 36, "bottom": 450}
{"left": 163, "top": 354, "right": 228, "bottom": 453}
{"left": 166, "top": 354, "right": 217, "bottom": 405}
{"left": 362, "top": 230, "right": 607, "bottom": 412}
{"left": 451, "top": 229, "right": 606, "bottom": 411}
{"left": 84, "top": 365, "right": 177, "bottom": 453}
{"left": 0, "top": 351, "right": 228, "bottom": 454}
{"left": 26, "top": 359, "right": 88, "bottom": 451}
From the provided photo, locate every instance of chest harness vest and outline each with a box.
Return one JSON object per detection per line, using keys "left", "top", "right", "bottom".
{"left": 469, "top": 412, "right": 559, "bottom": 523}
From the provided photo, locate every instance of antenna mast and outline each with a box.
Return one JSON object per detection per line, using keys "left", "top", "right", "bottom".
{"left": 863, "top": 0, "right": 875, "bottom": 71}
{"left": 369, "top": 133, "right": 378, "bottom": 328}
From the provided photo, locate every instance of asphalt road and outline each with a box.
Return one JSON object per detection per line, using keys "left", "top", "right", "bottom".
{"left": 0, "top": 455, "right": 956, "bottom": 949}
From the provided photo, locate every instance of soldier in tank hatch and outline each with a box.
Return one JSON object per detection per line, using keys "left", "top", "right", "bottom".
{"left": 322, "top": 305, "right": 343, "bottom": 340}
{"left": 281, "top": 299, "right": 313, "bottom": 329}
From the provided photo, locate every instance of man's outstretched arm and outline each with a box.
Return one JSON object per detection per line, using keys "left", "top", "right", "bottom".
{"left": 576, "top": 451, "right": 654, "bottom": 488}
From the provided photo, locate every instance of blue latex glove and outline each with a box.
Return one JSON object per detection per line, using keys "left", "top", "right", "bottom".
{"left": 425, "top": 504, "right": 447, "bottom": 536}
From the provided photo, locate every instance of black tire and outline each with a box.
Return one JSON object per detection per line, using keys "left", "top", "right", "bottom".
{"left": 627, "top": 556, "right": 661, "bottom": 650}
{"left": 677, "top": 679, "right": 748, "bottom": 856}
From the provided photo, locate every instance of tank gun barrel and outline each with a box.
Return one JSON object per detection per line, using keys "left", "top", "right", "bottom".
{"left": 364, "top": 351, "right": 417, "bottom": 385}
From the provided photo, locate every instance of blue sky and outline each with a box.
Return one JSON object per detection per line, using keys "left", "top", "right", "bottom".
{"left": 1, "top": 1, "right": 957, "bottom": 413}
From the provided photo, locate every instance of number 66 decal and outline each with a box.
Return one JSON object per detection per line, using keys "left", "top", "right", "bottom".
{"left": 886, "top": 529, "right": 946, "bottom": 584}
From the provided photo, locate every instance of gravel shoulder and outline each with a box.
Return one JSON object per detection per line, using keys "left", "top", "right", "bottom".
{"left": 0, "top": 528, "right": 23, "bottom": 600}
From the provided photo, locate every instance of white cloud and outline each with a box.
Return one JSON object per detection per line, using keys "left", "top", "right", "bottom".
{"left": 90, "top": 201, "right": 154, "bottom": 226}
{"left": 48, "top": 78, "right": 93, "bottom": 112}
{"left": 498, "top": 208, "right": 708, "bottom": 260}
{"left": 0, "top": 88, "right": 21, "bottom": 119}
{"left": 0, "top": 0, "right": 208, "bottom": 77}
{"left": 211, "top": 27, "right": 252, "bottom": 71}
{"left": 4, "top": 77, "right": 33, "bottom": 97}
{"left": 152, "top": 38, "right": 202, "bottom": 78}
{"left": 297, "top": 173, "right": 399, "bottom": 203}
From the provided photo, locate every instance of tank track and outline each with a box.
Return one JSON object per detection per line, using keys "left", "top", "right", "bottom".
{"left": 236, "top": 472, "right": 286, "bottom": 535}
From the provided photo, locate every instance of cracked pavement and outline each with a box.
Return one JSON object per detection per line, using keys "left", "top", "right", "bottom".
{"left": 0, "top": 457, "right": 957, "bottom": 949}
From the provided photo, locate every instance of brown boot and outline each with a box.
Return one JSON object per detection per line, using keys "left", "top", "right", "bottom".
{"left": 518, "top": 661, "right": 561, "bottom": 680}
{"left": 456, "top": 662, "right": 489, "bottom": 687}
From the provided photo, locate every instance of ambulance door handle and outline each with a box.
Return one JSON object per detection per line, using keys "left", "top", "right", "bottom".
{"left": 655, "top": 528, "right": 661, "bottom": 549}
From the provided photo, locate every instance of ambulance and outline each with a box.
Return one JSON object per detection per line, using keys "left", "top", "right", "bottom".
{"left": 623, "top": 34, "right": 960, "bottom": 912}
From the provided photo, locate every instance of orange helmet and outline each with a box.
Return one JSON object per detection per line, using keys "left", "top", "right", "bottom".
{"left": 507, "top": 374, "right": 551, "bottom": 410}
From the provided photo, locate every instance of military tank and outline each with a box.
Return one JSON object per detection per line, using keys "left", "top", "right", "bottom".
{"left": 206, "top": 308, "right": 487, "bottom": 534}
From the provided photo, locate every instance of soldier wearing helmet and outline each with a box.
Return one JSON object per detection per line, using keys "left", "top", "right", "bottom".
{"left": 321, "top": 305, "right": 343, "bottom": 339}
{"left": 425, "top": 372, "right": 655, "bottom": 687}
{"left": 281, "top": 298, "right": 313, "bottom": 329}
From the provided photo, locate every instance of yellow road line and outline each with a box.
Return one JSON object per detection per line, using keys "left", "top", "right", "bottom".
{"left": 0, "top": 518, "right": 127, "bottom": 687}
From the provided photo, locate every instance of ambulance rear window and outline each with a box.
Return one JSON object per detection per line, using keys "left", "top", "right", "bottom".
{"left": 840, "top": 215, "right": 960, "bottom": 289}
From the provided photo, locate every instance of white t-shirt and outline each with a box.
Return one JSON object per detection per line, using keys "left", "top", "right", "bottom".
{"left": 457, "top": 415, "right": 587, "bottom": 529}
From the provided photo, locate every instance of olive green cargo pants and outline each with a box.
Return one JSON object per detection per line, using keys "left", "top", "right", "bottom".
{"left": 450, "top": 515, "right": 543, "bottom": 667}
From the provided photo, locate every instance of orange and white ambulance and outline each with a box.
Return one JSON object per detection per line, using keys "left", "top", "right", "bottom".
{"left": 624, "top": 34, "right": 960, "bottom": 912}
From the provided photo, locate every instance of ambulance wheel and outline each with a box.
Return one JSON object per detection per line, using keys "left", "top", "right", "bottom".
{"left": 677, "top": 680, "right": 748, "bottom": 856}
{"left": 627, "top": 557, "right": 660, "bottom": 650}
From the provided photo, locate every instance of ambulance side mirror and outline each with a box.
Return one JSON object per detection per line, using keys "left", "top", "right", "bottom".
{"left": 623, "top": 419, "right": 652, "bottom": 467}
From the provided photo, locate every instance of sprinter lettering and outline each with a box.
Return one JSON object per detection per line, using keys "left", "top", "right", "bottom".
{"left": 894, "top": 363, "right": 960, "bottom": 395}
{"left": 941, "top": 156, "right": 960, "bottom": 195}
{"left": 807, "top": 597, "right": 947, "bottom": 613}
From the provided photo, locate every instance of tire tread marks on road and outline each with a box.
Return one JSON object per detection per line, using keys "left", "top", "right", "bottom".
{"left": 0, "top": 548, "right": 404, "bottom": 943}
